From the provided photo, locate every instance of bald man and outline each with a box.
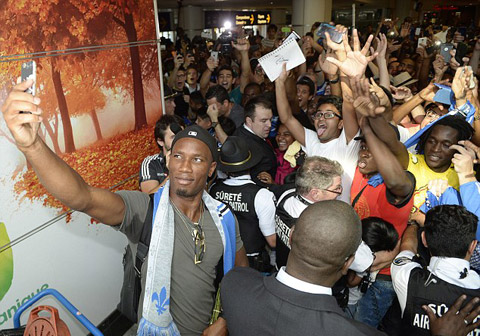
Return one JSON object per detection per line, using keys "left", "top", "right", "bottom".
{"left": 220, "top": 201, "right": 386, "bottom": 335}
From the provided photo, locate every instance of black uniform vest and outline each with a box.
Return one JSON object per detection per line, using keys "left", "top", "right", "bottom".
{"left": 275, "top": 189, "right": 298, "bottom": 268}
{"left": 210, "top": 181, "right": 266, "bottom": 254}
{"left": 402, "top": 267, "right": 480, "bottom": 336}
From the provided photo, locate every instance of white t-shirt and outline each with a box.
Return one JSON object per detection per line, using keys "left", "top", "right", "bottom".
{"left": 398, "top": 125, "right": 419, "bottom": 153}
{"left": 302, "top": 128, "right": 361, "bottom": 203}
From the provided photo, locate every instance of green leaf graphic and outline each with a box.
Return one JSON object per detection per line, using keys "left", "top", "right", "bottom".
{"left": 0, "top": 222, "right": 13, "bottom": 301}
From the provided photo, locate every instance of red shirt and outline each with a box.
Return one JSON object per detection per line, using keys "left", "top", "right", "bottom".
{"left": 350, "top": 168, "right": 413, "bottom": 275}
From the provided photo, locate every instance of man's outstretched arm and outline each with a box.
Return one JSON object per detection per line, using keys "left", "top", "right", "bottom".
{"left": 275, "top": 63, "right": 306, "bottom": 146}
{"left": 2, "top": 80, "right": 126, "bottom": 226}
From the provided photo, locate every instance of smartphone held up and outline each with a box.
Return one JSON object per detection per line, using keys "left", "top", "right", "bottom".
{"left": 20, "top": 61, "right": 36, "bottom": 114}
{"left": 316, "top": 23, "right": 344, "bottom": 44}
{"left": 21, "top": 61, "right": 36, "bottom": 96}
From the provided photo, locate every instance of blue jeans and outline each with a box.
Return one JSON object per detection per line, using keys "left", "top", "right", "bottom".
{"left": 354, "top": 279, "right": 396, "bottom": 328}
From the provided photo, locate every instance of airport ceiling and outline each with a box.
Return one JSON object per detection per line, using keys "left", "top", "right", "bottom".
{"left": 157, "top": 0, "right": 480, "bottom": 11}
{"left": 157, "top": 0, "right": 292, "bottom": 10}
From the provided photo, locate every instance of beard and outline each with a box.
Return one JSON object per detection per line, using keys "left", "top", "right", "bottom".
{"left": 175, "top": 187, "right": 197, "bottom": 198}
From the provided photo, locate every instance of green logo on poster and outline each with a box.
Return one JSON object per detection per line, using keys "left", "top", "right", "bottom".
{"left": 0, "top": 222, "right": 13, "bottom": 301}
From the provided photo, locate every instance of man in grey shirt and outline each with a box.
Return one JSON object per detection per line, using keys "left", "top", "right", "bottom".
{"left": 117, "top": 190, "right": 243, "bottom": 335}
{"left": 2, "top": 80, "right": 248, "bottom": 335}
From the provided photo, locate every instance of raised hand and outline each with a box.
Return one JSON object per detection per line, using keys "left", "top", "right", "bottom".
{"left": 369, "top": 78, "right": 391, "bottom": 111}
{"left": 457, "top": 140, "right": 480, "bottom": 163}
{"left": 399, "top": 22, "right": 411, "bottom": 38}
{"left": 449, "top": 49, "right": 470, "bottom": 71}
{"left": 184, "top": 54, "right": 195, "bottom": 68}
{"left": 416, "top": 44, "right": 433, "bottom": 60}
{"left": 318, "top": 49, "right": 338, "bottom": 76}
{"left": 324, "top": 25, "right": 348, "bottom": 53}
{"left": 452, "top": 66, "right": 470, "bottom": 101}
{"left": 433, "top": 54, "right": 448, "bottom": 80}
{"left": 275, "top": 62, "right": 290, "bottom": 84}
{"left": 206, "top": 55, "right": 219, "bottom": 72}
{"left": 348, "top": 76, "right": 384, "bottom": 119}
{"left": 232, "top": 37, "right": 250, "bottom": 52}
{"left": 387, "top": 39, "right": 401, "bottom": 55}
{"left": 302, "top": 36, "right": 313, "bottom": 56}
{"left": 418, "top": 82, "right": 440, "bottom": 103}
{"left": 374, "top": 33, "right": 388, "bottom": 60}
{"left": 466, "top": 75, "right": 478, "bottom": 100}
{"left": 174, "top": 54, "right": 184, "bottom": 69}
{"left": 450, "top": 143, "right": 476, "bottom": 177}
{"left": 207, "top": 102, "right": 220, "bottom": 122}
{"left": 390, "top": 85, "right": 412, "bottom": 101}
{"left": 2, "top": 79, "right": 43, "bottom": 149}
{"left": 326, "top": 28, "right": 378, "bottom": 78}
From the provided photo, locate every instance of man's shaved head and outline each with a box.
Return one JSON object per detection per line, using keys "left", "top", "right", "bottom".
{"left": 287, "top": 201, "right": 362, "bottom": 286}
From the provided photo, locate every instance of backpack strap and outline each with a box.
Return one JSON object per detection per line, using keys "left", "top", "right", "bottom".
{"left": 134, "top": 194, "right": 155, "bottom": 277}
{"left": 130, "top": 194, "right": 155, "bottom": 319}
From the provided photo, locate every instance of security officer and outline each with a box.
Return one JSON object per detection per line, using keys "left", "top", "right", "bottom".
{"left": 391, "top": 205, "right": 480, "bottom": 336}
{"left": 210, "top": 136, "right": 276, "bottom": 272}
{"left": 275, "top": 156, "right": 344, "bottom": 268}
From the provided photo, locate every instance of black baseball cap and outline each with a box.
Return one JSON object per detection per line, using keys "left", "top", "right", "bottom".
{"left": 171, "top": 125, "right": 219, "bottom": 161}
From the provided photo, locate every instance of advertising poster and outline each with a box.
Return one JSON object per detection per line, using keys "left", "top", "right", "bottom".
{"left": 0, "top": 0, "right": 161, "bottom": 334}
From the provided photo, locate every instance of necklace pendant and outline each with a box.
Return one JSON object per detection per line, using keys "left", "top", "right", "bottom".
{"left": 194, "top": 255, "right": 202, "bottom": 265}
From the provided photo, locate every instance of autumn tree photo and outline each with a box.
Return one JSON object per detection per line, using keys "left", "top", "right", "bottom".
{"left": 0, "top": 0, "right": 162, "bottom": 214}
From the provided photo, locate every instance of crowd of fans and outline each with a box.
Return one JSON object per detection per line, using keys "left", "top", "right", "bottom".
{"left": 143, "top": 18, "right": 480, "bottom": 335}
{"left": 3, "top": 15, "right": 480, "bottom": 336}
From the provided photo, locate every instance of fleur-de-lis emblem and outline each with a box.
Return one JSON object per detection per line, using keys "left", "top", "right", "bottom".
{"left": 152, "top": 287, "right": 170, "bottom": 315}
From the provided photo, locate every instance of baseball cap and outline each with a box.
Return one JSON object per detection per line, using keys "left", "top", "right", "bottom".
{"left": 171, "top": 125, "right": 219, "bottom": 161}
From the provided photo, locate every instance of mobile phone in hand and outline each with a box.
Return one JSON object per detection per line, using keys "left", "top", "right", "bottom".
{"left": 440, "top": 43, "right": 453, "bottom": 63}
{"left": 21, "top": 61, "right": 36, "bottom": 96}
{"left": 465, "top": 66, "right": 476, "bottom": 89}
{"left": 417, "top": 37, "right": 428, "bottom": 48}
{"left": 455, "top": 42, "right": 468, "bottom": 66}
{"left": 317, "top": 23, "right": 343, "bottom": 44}
{"left": 211, "top": 51, "right": 219, "bottom": 62}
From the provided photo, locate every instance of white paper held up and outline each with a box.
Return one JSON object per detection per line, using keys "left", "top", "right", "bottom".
{"left": 258, "top": 38, "right": 306, "bottom": 82}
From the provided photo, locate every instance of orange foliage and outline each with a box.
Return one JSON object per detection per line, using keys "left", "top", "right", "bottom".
{"left": 13, "top": 126, "right": 157, "bottom": 220}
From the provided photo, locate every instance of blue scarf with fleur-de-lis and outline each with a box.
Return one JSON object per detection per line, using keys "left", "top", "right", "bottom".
{"left": 137, "top": 180, "right": 236, "bottom": 336}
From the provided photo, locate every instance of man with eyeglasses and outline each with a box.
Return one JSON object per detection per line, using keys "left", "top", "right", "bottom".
{"left": 275, "top": 65, "right": 361, "bottom": 203}
{"left": 275, "top": 156, "right": 344, "bottom": 268}
{"left": 168, "top": 54, "right": 190, "bottom": 118}
{"left": 2, "top": 79, "right": 248, "bottom": 336}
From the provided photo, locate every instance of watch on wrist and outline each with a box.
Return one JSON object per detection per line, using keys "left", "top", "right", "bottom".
{"left": 328, "top": 77, "right": 340, "bottom": 84}
{"left": 211, "top": 121, "right": 218, "bottom": 128}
